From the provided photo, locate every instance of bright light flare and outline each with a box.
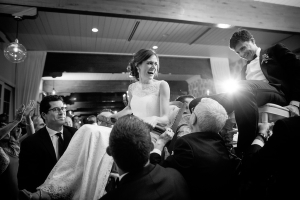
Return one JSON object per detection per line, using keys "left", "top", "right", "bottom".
{"left": 222, "top": 79, "right": 240, "bottom": 93}
{"left": 92, "top": 28, "right": 98, "bottom": 32}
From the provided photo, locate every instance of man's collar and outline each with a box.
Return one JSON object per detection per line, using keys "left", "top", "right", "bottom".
{"left": 247, "top": 47, "right": 261, "bottom": 64}
{"left": 46, "top": 126, "right": 64, "bottom": 137}
{"left": 256, "top": 47, "right": 261, "bottom": 56}
{"left": 119, "top": 163, "right": 155, "bottom": 186}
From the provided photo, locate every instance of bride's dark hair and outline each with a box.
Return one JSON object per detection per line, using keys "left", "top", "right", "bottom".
{"left": 127, "top": 49, "right": 159, "bottom": 81}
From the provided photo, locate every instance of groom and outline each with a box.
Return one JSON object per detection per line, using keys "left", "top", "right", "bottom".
{"left": 190, "top": 29, "right": 300, "bottom": 154}
{"left": 18, "top": 95, "right": 77, "bottom": 192}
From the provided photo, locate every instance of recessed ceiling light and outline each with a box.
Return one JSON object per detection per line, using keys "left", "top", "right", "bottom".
{"left": 152, "top": 46, "right": 158, "bottom": 49}
{"left": 216, "top": 24, "right": 231, "bottom": 29}
{"left": 92, "top": 28, "right": 98, "bottom": 32}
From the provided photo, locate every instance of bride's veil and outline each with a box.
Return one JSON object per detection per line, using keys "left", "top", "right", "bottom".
{"left": 38, "top": 124, "right": 113, "bottom": 200}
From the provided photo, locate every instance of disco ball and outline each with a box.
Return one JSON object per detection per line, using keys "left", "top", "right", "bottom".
{"left": 4, "top": 39, "right": 27, "bottom": 63}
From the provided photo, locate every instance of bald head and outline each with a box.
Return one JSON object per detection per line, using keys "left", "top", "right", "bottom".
{"left": 190, "top": 98, "right": 228, "bottom": 133}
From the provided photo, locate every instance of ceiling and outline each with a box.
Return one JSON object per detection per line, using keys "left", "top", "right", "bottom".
{"left": 1, "top": 0, "right": 300, "bottom": 117}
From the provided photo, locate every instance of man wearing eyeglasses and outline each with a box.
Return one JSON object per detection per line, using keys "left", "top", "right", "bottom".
{"left": 18, "top": 95, "right": 77, "bottom": 192}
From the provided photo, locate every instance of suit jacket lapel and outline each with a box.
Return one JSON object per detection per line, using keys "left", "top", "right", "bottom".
{"left": 38, "top": 127, "right": 57, "bottom": 162}
{"left": 259, "top": 48, "right": 270, "bottom": 80}
{"left": 62, "top": 126, "right": 73, "bottom": 148}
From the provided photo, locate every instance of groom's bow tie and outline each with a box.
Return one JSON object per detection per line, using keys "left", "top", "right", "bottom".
{"left": 247, "top": 54, "right": 257, "bottom": 64}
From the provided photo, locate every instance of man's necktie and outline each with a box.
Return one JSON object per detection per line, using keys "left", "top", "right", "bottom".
{"left": 55, "top": 132, "right": 64, "bottom": 159}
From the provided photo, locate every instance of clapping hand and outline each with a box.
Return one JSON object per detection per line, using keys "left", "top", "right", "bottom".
{"left": 24, "top": 100, "right": 35, "bottom": 117}
{"left": 15, "top": 104, "right": 26, "bottom": 122}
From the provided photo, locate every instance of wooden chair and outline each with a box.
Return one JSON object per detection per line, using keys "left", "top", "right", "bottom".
{"left": 231, "top": 103, "right": 290, "bottom": 147}
{"left": 258, "top": 103, "right": 290, "bottom": 123}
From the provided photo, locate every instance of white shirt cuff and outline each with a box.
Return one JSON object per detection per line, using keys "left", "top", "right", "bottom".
{"left": 251, "top": 139, "right": 265, "bottom": 147}
{"left": 150, "top": 148, "right": 162, "bottom": 155}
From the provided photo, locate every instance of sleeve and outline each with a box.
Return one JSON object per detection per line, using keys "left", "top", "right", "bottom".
{"left": 18, "top": 138, "right": 41, "bottom": 192}
{"left": 162, "top": 137, "right": 194, "bottom": 171}
{"left": 150, "top": 152, "right": 162, "bottom": 165}
{"left": 242, "top": 119, "right": 290, "bottom": 183}
{"left": 274, "top": 43, "right": 300, "bottom": 101}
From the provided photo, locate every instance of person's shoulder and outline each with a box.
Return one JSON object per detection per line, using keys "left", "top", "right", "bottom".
{"left": 21, "top": 127, "right": 46, "bottom": 146}
{"left": 128, "top": 81, "right": 139, "bottom": 91}
{"left": 63, "top": 125, "right": 78, "bottom": 134}
{"left": 129, "top": 81, "right": 139, "bottom": 87}
{"left": 268, "top": 43, "right": 289, "bottom": 52}
{"left": 154, "top": 164, "right": 185, "bottom": 180}
{"left": 157, "top": 80, "right": 168, "bottom": 85}
{"left": 158, "top": 80, "right": 170, "bottom": 90}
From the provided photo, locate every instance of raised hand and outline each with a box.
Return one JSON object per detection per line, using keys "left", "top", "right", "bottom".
{"left": 24, "top": 100, "right": 36, "bottom": 116}
{"left": 15, "top": 104, "right": 26, "bottom": 122}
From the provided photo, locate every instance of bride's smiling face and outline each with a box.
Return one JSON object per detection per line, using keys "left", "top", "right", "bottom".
{"left": 138, "top": 55, "right": 159, "bottom": 81}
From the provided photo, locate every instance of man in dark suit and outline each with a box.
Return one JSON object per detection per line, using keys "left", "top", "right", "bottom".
{"left": 18, "top": 95, "right": 77, "bottom": 192}
{"left": 190, "top": 29, "right": 300, "bottom": 154}
{"left": 240, "top": 116, "right": 300, "bottom": 199}
{"left": 150, "top": 98, "right": 233, "bottom": 200}
{"left": 101, "top": 115, "right": 191, "bottom": 200}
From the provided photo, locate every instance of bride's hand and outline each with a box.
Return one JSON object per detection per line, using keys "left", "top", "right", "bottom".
{"left": 141, "top": 116, "right": 158, "bottom": 128}
{"left": 157, "top": 128, "right": 174, "bottom": 144}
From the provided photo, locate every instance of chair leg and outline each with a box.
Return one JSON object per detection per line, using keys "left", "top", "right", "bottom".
{"left": 261, "top": 113, "right": 268, "bottom": 123}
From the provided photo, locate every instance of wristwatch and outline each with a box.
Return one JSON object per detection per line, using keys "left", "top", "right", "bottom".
{"left": 258, "top": 133, "right": 268, "bottom": 143}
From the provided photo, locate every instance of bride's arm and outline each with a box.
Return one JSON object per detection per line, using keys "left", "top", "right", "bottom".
{"left": 157, "top": 80, "right": 170, "bottom": 126}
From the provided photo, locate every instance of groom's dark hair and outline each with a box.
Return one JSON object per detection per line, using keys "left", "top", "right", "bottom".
{"left": 108, "top": 115, "right": 152, "bottom": 172}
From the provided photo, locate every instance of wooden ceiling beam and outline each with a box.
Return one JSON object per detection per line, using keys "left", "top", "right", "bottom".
{"left": 0, "top": 0, "right": 300, "bottom": 33}
{"left": 43, "top": 53, "right": 212, "bottom": 77}
{"left": 43, "top": 80, "right": 189, "bottom": 94}
{"left": 67, "top": 102, "right": 125, "bottom": 110}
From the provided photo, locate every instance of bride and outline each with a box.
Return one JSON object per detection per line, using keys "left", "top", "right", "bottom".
{"left": 20, "top": 49, "right": 170, "bottom": 200}
{"left": 110, "top": 49, "right": 170, "bottom": 137}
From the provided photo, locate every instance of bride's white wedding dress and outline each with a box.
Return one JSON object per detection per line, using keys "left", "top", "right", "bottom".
{"left": 129, "top": 80, "right": 162, "bottom": 118}
{"left": 35, "top": 80, "right": 164, "bottom": 200}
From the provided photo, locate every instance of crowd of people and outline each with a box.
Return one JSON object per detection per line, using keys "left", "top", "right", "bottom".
{"left": 0, "top": 28, "right": 299, "bottom": 200}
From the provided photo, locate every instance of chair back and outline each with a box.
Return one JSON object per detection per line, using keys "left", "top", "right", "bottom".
{"left": 165, "top": 101, "right": 187, "bottom": 153}
{"left": 258, "top": 103, "right": 290, "bottom": 123}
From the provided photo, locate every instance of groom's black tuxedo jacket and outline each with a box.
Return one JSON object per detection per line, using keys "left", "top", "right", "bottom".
{"left": 18, "top": 125, "right": 77, "bottom": 192}
{"left": 240, "top": 43, "right": 300, "bottom": 102}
